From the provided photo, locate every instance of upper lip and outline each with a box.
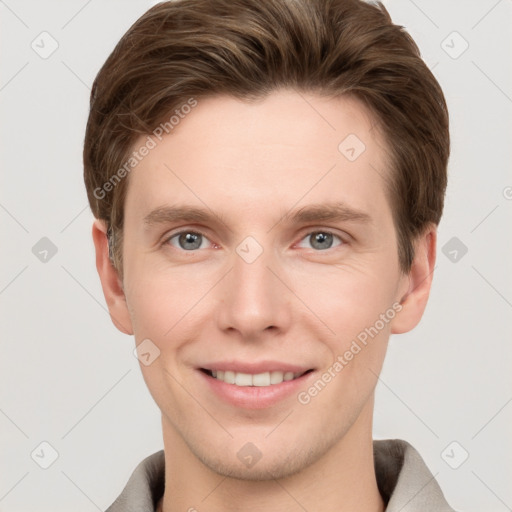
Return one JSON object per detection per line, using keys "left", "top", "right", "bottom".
{"left": 199, "top": 361, "right": 314, "bottom": 374}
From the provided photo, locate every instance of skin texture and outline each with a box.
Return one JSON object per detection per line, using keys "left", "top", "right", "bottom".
{"left": 93, "top": 90, "right": 436, "bottom": 512}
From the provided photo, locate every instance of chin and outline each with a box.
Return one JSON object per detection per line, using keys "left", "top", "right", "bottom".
{"left": 189, "top": 436, "right": 334, "bottom": 481}
{"left": 198, "top": 453, "right": 308, "bottom": 481}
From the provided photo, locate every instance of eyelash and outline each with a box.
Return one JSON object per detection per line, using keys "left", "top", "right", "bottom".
{"left": 162, "top": 228, "right": 346, "bottom": 252}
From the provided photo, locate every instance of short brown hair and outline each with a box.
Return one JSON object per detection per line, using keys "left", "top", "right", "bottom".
{"left": 83, "top": 0, "right": 449, "bottom": 276}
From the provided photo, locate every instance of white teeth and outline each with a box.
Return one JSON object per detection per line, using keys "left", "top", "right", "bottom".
{"left": 252, "top": 372, "right": 271, "bottom": 387}
{"left": 235, "top": 372, "right": 252, "bottom": 386}
{"left": 270, "top": 371, "right": 284, "bottom": 384}
{"left": 209, "top": 370, "right": 304, "bottom": 386}
{"left": 224, "top": 370, "right": 235, "bottom": 384}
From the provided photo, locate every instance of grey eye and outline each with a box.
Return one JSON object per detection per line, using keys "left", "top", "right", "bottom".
{"left": 309, "top": 232, "right": 334, "bottom": 250}
{"left": 179, "top": 233, "right": 202, "bottom": 250}
{"left": 168, "top": 231, "right": 209, "bottom": 251}
{"left": 296, "top": 231, "right": 343, "bottom": 251}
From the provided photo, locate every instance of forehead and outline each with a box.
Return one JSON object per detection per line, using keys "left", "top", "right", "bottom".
{"left": 124, "top": 90, "right": 391, "bottom": 224}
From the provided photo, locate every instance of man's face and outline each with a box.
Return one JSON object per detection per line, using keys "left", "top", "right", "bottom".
{"left": 115, "top": 91, "right": 413, "bottom": 478}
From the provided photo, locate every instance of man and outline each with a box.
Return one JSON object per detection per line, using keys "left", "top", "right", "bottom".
{"left": 83, "top": 0, "right": 454, "bottom": 510}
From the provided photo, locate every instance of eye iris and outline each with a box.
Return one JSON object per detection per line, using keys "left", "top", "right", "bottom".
{"left": 179, "top": 232, "right": 202, "bottom": 250}
{"left": 311, "top": 232, "right": 333, "bottom": 250}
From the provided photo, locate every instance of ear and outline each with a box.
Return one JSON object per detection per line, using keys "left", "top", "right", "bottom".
{"left": 92, "top": 219, "right": 133, "bottom": 335}
{"left": 390, "top": 225, "right": 437, "bottom": 334}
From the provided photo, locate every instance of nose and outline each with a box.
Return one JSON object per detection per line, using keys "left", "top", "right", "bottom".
{"left": 216, "top": 242, "right": 292, "bottom": 341}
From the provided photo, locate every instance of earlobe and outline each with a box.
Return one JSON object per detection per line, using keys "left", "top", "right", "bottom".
{"left": 390, "top": 226, "right": 437, "bottom": 334}
{"left": 92, "top": 219, "right": 133, "bottom": 335}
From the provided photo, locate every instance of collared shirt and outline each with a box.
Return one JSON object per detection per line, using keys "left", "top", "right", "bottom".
{"left": 105, "top": 438, "right": 457, "bottom": 511}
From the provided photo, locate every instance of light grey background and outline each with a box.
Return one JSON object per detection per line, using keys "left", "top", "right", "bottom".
{"left": 1, "top": 1, "right": 511, "bottom": 511}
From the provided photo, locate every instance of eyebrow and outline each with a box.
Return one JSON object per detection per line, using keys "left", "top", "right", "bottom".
{"left": 281, "top": 203, "right": 372, "bottom": 225}
{"left": 143, "top": 205, "right": 228, "bottom": 229}
{"left": 142, "top": 202, "right": 372, "bottom": 230}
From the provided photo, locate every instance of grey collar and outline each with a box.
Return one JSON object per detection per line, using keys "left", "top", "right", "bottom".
{"left": 106, "top": 439, "right": 456, "bottom": 511}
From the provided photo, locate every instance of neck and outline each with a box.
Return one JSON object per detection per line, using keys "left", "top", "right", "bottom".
{"left": 159, "top": 400, "right": 384, "bottom": 512}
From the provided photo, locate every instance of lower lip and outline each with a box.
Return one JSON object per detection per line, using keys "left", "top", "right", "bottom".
{"left": 198, "top": 370, "right": 314, "bottom": 409}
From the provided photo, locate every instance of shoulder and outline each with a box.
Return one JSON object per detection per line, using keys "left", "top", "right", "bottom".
{"left": 374, "top": 439, "right": 458, "bottom": 512}
{"left": 105, "top": 450, "right": 165, "bottom": 512}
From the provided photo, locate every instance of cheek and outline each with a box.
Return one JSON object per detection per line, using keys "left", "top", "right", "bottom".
{"left": 298, "top": 269, "right": 396, "bottom": 409}
{"left": 298, "top": 264, "right": 400, "bottom": 402}
{"left": 124, "top": 263, "right": 213, "bottom": 344}
{"left": 124, "top": 269, "right": 202, "bottom": 404}
{"left": 298, "top": 263, "right": 398, "bottom": 341}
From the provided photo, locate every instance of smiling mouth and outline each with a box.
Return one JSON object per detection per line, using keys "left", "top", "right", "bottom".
{"left": 200, "top": 368, "right": 313, "bottom": 387}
